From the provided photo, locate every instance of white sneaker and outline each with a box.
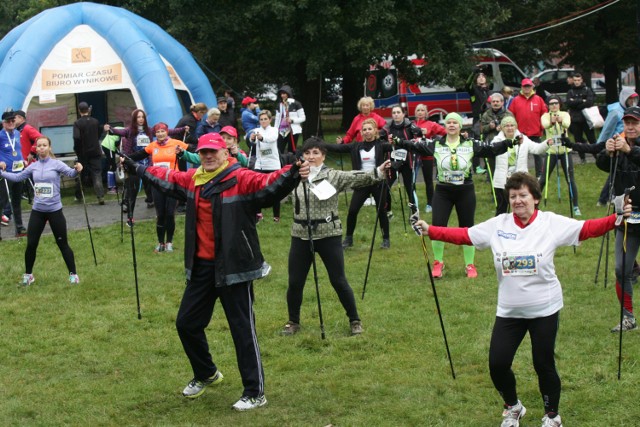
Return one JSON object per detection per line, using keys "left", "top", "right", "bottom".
{"left": 501, "top": 400, "right": 526, "bottom": 427}
{"left": 21, "top": 273, "right": 35, "bottom": 287}
{"left": 182, "top": 370, "right": 224, "bottom": 399}
{"left": 541, "top": 413, "right": 562, "bottom": 427}
{"left": 425, "top": 204, "right": 432, "bottom": 213}
{"left": 232, "top": 395, "right": 267, "bottom": 411}
{"left": 69, "top": 274, "right": 80, "bottom": 285}
{"left": 165, "top": 242, "right": 174, "bottom": 252}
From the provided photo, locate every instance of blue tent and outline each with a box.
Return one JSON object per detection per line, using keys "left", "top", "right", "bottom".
{"left": 0, "top": 2, "right": 214, "bottom": 126}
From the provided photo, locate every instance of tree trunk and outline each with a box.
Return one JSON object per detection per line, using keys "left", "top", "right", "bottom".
{"left": 296, "top": 61, "right": 322, "bottom": 140}
{"left": 341, "top": 64, "right": 362, "bottom": 133}
{"left": 603, "top": 61, "right": 619, "bottom": 104}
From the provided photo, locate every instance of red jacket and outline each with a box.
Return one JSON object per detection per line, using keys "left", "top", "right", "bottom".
{"left": 342, "top": 112, "right": 386, "bottom": 143}
{"left": 19, "top": 124, "right": 42, "bottom": 161}
{"left": 508, "top": 92, "right": 548, "bottom": 137}
{"left": 141, "top": 158, "right": 300, "bottom": 285}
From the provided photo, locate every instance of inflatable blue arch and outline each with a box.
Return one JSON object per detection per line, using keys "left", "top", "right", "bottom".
{"left": 0, "top": 2, "right": 214, "bottom": 125}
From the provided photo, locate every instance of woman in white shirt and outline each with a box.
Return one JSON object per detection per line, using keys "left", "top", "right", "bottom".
{"left": 414, "top": 172, "right": 631, "bottom": 427}
{"left": 251, "top": 110, "right": 281, "bottom": 221}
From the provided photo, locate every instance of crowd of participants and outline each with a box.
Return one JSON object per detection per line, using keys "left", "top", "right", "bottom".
{"left": 1, "top": 77, "right": 640, "bottom": 423}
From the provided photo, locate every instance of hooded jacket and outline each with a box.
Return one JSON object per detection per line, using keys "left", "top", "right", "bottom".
{"left": 274, "top": 85, "right": 306, "bottom": 136}
{"left": 598, "top": 87, "right": 638, "bottom": 142}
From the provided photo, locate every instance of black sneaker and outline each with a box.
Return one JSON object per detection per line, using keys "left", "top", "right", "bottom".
{"left": 15, "top": 227, "right": 27, "bottom": 237}
{"left": 342, "top": 236, "right": 353, "bottom": 249}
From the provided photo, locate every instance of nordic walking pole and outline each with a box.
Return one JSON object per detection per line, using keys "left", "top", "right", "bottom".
{"left": 75, "top": 159, "right": 97, "bottom": 266}
{"left": 595, "top": 152, "right": 619, "bottom": 286}
{"left": 362, "top": 178, "right": 388, "bottom": 300}
{"left": 485, "top": 157, "right": 497, "bottom": 208}
{"left": 398, "top": 186, "right": 408, "bottom": 236}
{"left": 409, "top": 203, "right": 455, "bottom": 379}
{"left": 555, "top": 155, "right": 562, "bottom": 202}
{"left": 338, "top": 153, "right": 349, "bottom": 209}
{"left": 617, "top": 187, "right": 633, "bottom": 379}
{"left": 544, "top": 151, "right": 551, "bottom": 207}
{"left": 562, "top": 151, "right": 577, "bottom": 253}
{"left": 302, "top": 180, "right": 325, "bottom": 339}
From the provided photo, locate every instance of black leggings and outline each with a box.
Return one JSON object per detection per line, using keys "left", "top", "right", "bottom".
{"left": 152, "top": 187, "right": 177, "bottom": 244}
{"left": 489, "top": 312, "right": 561, "bottom": 414}
{"left": 25, "top": 209, "right": 76, "bottom": 274}
{"left": 287, "top": 236, "right": 359, "bottom": 324}
{"left": 390, "top": 163, "right": 417, "bottom": 207}
{"left": 346, "top": 183, "right": 389, "bottom": 239}
{"left": 431, "top": 183, "right": 476, "bottom": 227}
{"left": 256, "top": 169, "right": 281, "bottom": 218}
{"left": 538, "top": 153, "right": 579, "bottom": 207}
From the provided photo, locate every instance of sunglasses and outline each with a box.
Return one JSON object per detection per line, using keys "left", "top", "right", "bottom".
{"left": 548, "top": 102, "right": 559, "bottom": 105}
{"left": 3, "top": 118, "right": 15, "bottom": 123}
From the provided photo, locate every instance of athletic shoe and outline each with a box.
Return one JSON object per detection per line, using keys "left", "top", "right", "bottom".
{"left": 475, "top": 166, "right": 487, "bottom": 175}
{"left": 363, "top": 196, "right": 374, "bottom": 206}
{"left": 501, "top": 400, "right": 526, "bottom": 427}
{"left": 256, "top": 213, "right": 263, "bottom": 222}
{"left": 424, "top": 204, "right": 432, "bottom": 214}
{"left": 146, "top": 202, "right": 154, "bottom": 209}
{"left": 541, "top": 413, "right": 563, "bottom": 427}
{"left": 1, "top": 214, "right": 9, "bottom": 226}
{"left": 165, "top": 242, "right": 174, "bottom": 252}
{"left": 573, "top": 206, "right": 582, "bottom": 216}
{"left": 342, "top": 236, "right": 353, "bottom": 249}
{"left": 381, "top": 238, "right": 390, "bottom": 249}
{"left": 69, "top": 273, "right": 80, "bottom": 285}
{"left": 182, "top": 370, "right": 224, "bottom": 399}
{"left": 261, "top": 261, "right": 272, "bottom": 277}
{"left": 154, "top": 243, "right": 165, "bottom": 253}
{"left": 98, "top": 198, "right": 105, "bottom": 205}
{"left": 15, "top": 227, "right": 27, "bottom": 237}
{"left": 350, "top": 320, "right": 363, "bottom": 335}
{"left": 281, "top": 321, "right": 300, "bottom": 335}
{"left": 273, "top": 216, "right": 280, "bottom": 223}
{"left": 176, "top": 204, "right": 186, "bottom": 213}
{"left": 466, "top": 264, "right": 478, "bottom": 278}
{"left": 21, "top": 273, "right": 35, "bottom": 287}
{"left": 610, "top": 316, "right": 637, "bottom": 332}
{"left": 232, "top": 395, "right": 267, "bottom": 411}
{"left": 107, "top": 188, "right": 117, "bottom": 195}
{"left": 432, "top": 260, "right": 444, "bottom": 278}
{"left": 386, "top": 210, "right": 394, "bottom": 220}
{"left": 596, "top": 201, "right": 606, "bottom": 207}
{"left": 126, "top": 218, "right": 135, "bottom": 228}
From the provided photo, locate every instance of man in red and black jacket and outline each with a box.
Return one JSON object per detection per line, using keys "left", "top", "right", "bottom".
{"left": 123, "top": 132, "right": 307, "bottom": 411}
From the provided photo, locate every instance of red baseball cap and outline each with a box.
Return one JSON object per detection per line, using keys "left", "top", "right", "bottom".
{"left": 220, "top": 126, "right": 238, "bottom": 138}
{"left": 521, "top": 78, "right": 534, "bottom": 87}
{"left": 196, "top": 133, "right": 226, "bottom": 152}
{"left": 241, "top": 96, "right": 257, "bottom": 106}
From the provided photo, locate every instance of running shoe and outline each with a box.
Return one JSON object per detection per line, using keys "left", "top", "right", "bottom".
{"left": 342, "top": 236, "right": 353, "bottom": 249}
{"left": 381, "top": 238, "right": 390, "bottom": 249}
{"left": 387, "top": 210, "right": 394, "bottom": 220}
{"left": 15, "top": 227, "right": 27, "bottom": 237}
{"left": 573, "top": 206, "right": 582, "bottom": 216}
{"left": 501, "top": 400, "right": 526, "bottom": 427}
{"left": 256, "top": 213, "right": 263, "bottom": 222}
{"left": 432, "top": 260, "right": 444, "bottom": 278}
{"left": 154, "top": 243, "right": 165, "bottom": 253}
{"left": 424, "top": 204, "right": 432, "bottom": 214}
{"left": 273, "top": 216, "right": 280, "bottom": 223}
{"left": 350, "top": 320, "right": 363, "bottom": 335}
{"left": 1, "top": 214, "right": 9, "bottom": 226}
{"left": 466, "top": 264, "right": 478, "bottom": 278}
{"left": 232, "top": 395, "right": 267, "bottom": 411}
{"left": 541, "top": 413, "right": 563, "bottom": 427}
{"left": 165, "top": 242, "right": 174, "bottom": 252}
{"left": 610, "top": 316, "right": 637, "bottom": 332}
{"left": 21, "top": 273, "right": 35, "bottom": 287}
{"left": 182, "top": 370, "right": 224, "bottom": 399}
{"left": 281, "top": 321, "right": 300, "bottom": 335}
{"left": 261, "top": 261, "right": 272, "bottom": 277}
{"left": 69, "top": 274, "right": 80, "bottom": 285}
{"left": 475, "top": 166, "right": 487, "bottom": 175}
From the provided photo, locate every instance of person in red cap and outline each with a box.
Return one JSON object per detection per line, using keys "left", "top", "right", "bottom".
{"left": 121, "top": 132, "right": 309, "bottom": 411}
{"left": 508, "top": 78, "right": 548, "bottom": 177}
{"left": 127, "top": 122, "right": 190, "bottom": 252}
{"left": 597, "top": 106, "right": 640, "bottom": 333}
{"left": 176, "top": 127, "right": 248, "bottom": 167}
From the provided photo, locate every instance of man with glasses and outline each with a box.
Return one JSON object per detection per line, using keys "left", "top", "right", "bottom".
{"left": 0, "top": 110, "right": 27, "bottom": 237}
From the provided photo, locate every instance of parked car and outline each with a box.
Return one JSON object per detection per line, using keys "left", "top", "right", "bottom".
{"left": 534, "top": 68, "right": 573, "bottom": 95}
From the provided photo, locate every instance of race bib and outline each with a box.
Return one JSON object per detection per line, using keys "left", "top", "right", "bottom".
{"left": 154, "top": 162, "right": 170, "bottom": 169}
{"left": 261, "top": 149, "right": 272, "bottom": 156}
{"left": 34, "top": 182, "right": 54, "bottom": 198}
{"left": 500, "top": 252, "right": 538, "bottom": 276}
{"left": 12, "top": 160, "right": 25, "bottom": 171}
{"left": 441, "top": 170, "right": 465, "bottom": 185}
{"left": 310, "top": 179, "right": 337, "bottom": 201}
{"left": 136, "top": 134, "right": 150, "bottom": 147}
{"left": 627, "top": 212, "right": 640, "bottom": 224}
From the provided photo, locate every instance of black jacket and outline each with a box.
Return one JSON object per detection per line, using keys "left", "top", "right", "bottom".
{"left": 73, "top": 115, "right": 102, "bottom": 158}
{"left": 565, "top": 84, "right": 595, "bottom": 123}
{"left": 175, "top": 113, "right": 199, "bottom": 148}
{"left": 326, "top": 138, "right": 393, "bottom": 171}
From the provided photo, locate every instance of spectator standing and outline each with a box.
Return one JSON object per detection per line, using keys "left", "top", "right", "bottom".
{"left": 0, "top": 110, "right": 27, "bottom": 236}
{"left": 509, "top": 78, "right": 548, "bottom": 178}
{"left": 217, "top": 96, "right": 236, "bottom": 129}
{"left": 480, "top": 93, "right": 514, "bottom": 179}
{"left": 565, "top": 72, "right": 596, "bottom": 164}
{"left": 196, "top": 108, "right": 222, "bottom": 138}
{"left": 274, "top": 85, "right": 306, "bottom": 154}
{"left": 14, "top": 110, "right": 42, "bottom": 164}
{"left": 73, "top": 102, "right": 105, "bottom": 204}
{"left": 336, "top": 96, "right": 386, "bottom": 144}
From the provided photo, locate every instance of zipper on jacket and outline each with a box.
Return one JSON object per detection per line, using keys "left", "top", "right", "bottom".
{"left": 240, "top": 230, "right": 255, "bottom": 260}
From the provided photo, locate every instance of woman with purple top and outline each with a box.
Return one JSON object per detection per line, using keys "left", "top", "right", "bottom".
{"left": 0, "top": 136, "right": 83, "bottom": 286}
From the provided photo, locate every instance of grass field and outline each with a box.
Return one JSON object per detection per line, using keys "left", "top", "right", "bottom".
{"left": 1, "top": 157, "right": 639, "bottom": 426}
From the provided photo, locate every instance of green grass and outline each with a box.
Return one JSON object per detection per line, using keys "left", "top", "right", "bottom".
{"left": 1, "top": 160, "right": 639, "bottom": 426}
